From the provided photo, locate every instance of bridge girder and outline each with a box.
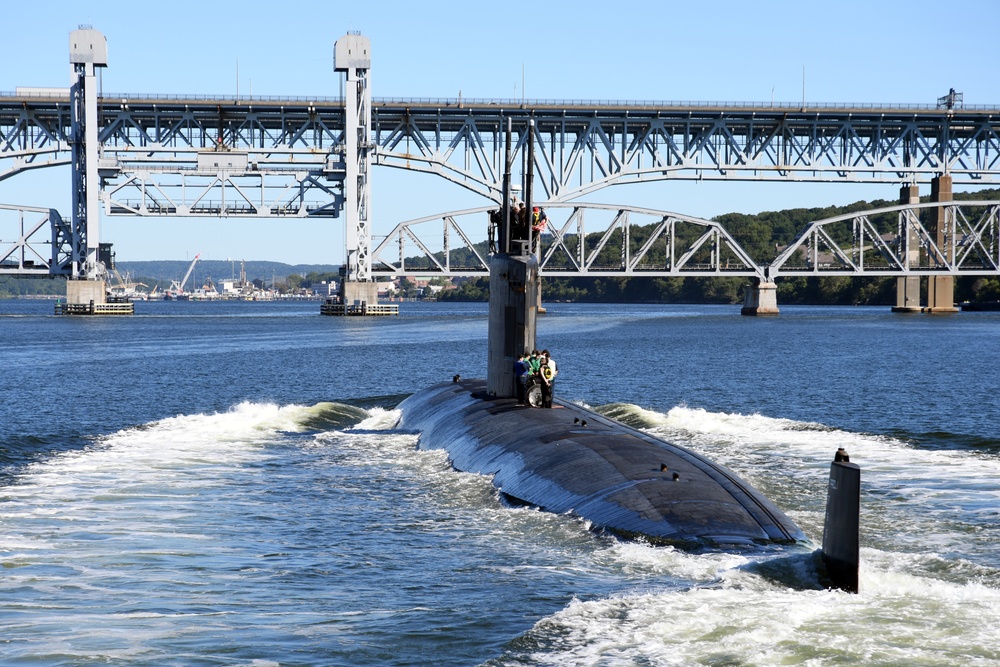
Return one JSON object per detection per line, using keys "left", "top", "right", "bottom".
{"left": 93, "top": 98, "right": 348, "bottom": 218}
{"left": 368, "top": 200, "right": 1000, "bottom": 281}
{"left": 0, "top": 204, "right": 74, "bottom": 275}
{"left": 0, "top": 96, "right": 72, "bottom": 182}
{"left": 4, "top": 96, "right": 1000, "bottom": 204}
{"left": 2, "top": 90, "right": 1000, "bottom": 281}
{"left": 370, "top": 103, "right": 1000, "bottom": 202}
{"left": 772, "top": 200, "right": 1000, "bottom": 278}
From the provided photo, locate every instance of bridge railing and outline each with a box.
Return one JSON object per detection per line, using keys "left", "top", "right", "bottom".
{"left": 6, "top": 90, "right": 996, "bottom": 111}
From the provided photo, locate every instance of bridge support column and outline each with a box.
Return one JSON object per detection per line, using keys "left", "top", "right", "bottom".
{"left": 925, "top": 174, "right": 958, "bottom": 313}
{"left": 741, "top": 278, "right": 779, "bottom": 316}
{"left": 61, "top": 28, "right": 129, "bottom": 315}
{"left": 328, "top": 33, "right": 380, "bottom": 316}
{"left": 893, "top": 184, "right": 922, "bottom": 312}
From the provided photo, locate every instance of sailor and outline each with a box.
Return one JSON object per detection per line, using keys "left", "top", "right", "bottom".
{"left": 513, "top": 353, "right": 530, "bottom": 405}
{"left": 528, "top": 350, "right": 542, "bottom": 376}
{"left": 530, "top": 207, "right": 547, "bottom": 252}
{"left": 514, "top": 202, "right": 528, "bottom": 240}
{"left": 540, "top": 349, "right": 558, "bottom": 408}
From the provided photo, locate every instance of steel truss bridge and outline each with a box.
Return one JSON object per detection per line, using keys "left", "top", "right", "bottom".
{"left": 2, "top": 29, "right": 1000, "bottom": 284}
{"left": 370, "top": 200, "right": 1000, "bottom": 280}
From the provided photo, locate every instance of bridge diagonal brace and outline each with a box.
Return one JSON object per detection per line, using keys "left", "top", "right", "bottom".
{"left": 953, "top": 204, "right": 1000, "bottom": 270}
{"left": 583, "top": 209, "right": 628, "bottom": 272}
{"left": 445, "top": 215, "right": 489, "bottom": 269}
{"left": 815, "top": 226, "right": 860, "bottom": 271}
{"left": 403, "top": 225, "right": 448, "bottom": 273}
{"left": 0, "top": 212, "right": 48, "bottom": 266}
{"left": 858, "top": 215, "right": 905, "bottom": 271}
{"left": 539, "top": 208, "right": 584, "bottom": 273}
{"left": 900, "top": 209, "right": 949, "bottom": 269}
{"left": 673, "top": 228, "right": 718, "bottom": 272}
{"left": 627, "top": 215, "right": 671, "bottom": 272}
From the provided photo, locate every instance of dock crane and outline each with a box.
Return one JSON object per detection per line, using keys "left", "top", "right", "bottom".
{"left": 168, "top": 254, "right": 201, "bottom": 297}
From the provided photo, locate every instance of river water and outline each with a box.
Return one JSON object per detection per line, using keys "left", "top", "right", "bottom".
{"left": 1, "top": 299, "right": 998, "bottom": 666}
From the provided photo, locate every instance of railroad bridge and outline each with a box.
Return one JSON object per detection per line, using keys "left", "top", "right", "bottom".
{"left": 2, "top": 28, "right": 999, "bottom": 313}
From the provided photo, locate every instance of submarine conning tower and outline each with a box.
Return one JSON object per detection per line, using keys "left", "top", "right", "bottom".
{"left": 487, "top": 118, "right": 540, "bottom": 398}
{"left": 486, "top": 253, "right": 539, "bottom": 397}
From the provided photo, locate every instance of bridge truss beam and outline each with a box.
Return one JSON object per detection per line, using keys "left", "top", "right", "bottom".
{"left": 771, "top": 200, "right": 1000, "bottom": 278}
{"left": 94, "top": 99, "right": 347, "bottom": 218}
{"left": 4, "top": 98, "right": 999, "bottom": 215}
{"left": 369, "top": 201, "right": 1000, "bottom": 281}
{"left": 0, "top": 92, "right": 72, "bottom": 183}
{"left": 0, "top": 204, "right": 73, "bottom": 275}
{"left": 1, "top": 38, "right": 999, "bottom": 287}
{"left": 370, "top": 102, "right": 1000, "bottom": 202}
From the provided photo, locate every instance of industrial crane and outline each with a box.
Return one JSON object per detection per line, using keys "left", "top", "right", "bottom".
{"left": 168, "top": 254, "right": 201, "bottom": 298}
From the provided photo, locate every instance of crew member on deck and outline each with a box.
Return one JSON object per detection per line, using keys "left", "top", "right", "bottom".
{"left": 513, "top": 353, "right": 530, "bottom": 405}
{"left": 528, "top": 350, "right": 542, "bottom": 376}
{"left": 540, "top": 349, "right": 557, "bottom": 408}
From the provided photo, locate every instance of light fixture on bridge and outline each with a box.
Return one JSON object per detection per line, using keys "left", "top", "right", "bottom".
{"left": 937, "top": 88, "right": 963, "bottom": 110}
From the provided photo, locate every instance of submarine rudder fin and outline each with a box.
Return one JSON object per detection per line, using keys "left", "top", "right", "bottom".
{"left": 821, "top": 447, "right": 861, "bottom": 593}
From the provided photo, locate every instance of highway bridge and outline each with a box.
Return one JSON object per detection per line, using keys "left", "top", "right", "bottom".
{"left": 1, "top": 29, "right": 999, "bottom": 312}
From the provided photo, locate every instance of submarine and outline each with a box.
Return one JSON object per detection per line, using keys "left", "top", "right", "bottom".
{"left": 398, "top": 377, "right": 806, "bottom": 548}
{"left": 395, "top": 121, "right": 860, "bottom": 591}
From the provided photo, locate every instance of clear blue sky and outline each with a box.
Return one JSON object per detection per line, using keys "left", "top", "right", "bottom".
{"left": 2, "top": 0, "right": 998, "bottom": 265}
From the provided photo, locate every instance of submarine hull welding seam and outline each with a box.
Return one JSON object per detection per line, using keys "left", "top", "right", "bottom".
{"left": 396, "top": 378, "right": 808, "bottom": 549}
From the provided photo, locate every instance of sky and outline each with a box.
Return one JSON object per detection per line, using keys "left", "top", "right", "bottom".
{"left": 2, "top": 0, "right": 999, "bottom": 265}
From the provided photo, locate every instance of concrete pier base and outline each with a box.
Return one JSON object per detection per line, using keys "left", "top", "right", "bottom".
{"left": 340, "top": 280, "right": 379, "bottom": 307}
{"left": 67, "top": 279, "right": 107, "bottom": 306}
{"left": 894, "top": 184, "right": 922, "bottom": 313}
{"left": 58, "top": 279, "right": 133, "bottom": 315}
{"left": 926, "top": 175, "right": 958, "bottom": 313}
{"left": 891, "top": 178, "right": 958, "bottom": 313}
{"left": 322, "top": 280, "right": 397, "bottom": 316}
{"left": 924, "top": 275, "right": 958, "bottom": 313}
{"left": 741, "top": 280, "right": 779, "bottom": 316}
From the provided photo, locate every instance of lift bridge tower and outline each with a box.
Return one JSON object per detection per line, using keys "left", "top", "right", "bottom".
{"left": 65, "top": 27, "right": 125, "bottom": 312}
{"left": 333, "top": 33, "right": 378, "bottom": 307}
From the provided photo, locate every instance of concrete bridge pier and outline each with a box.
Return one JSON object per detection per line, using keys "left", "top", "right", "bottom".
{"left": 340, "top": 280, "right": 379, "bottom": 308}
{"left": 893, "top": 184, "right": 922, "bottom": 312}
{"left": 891, "top": 175, "right": 958, "bottom": 314}
{"left": 741, "top": 278, "right": 779, "bottom": 316}
{"left": 925, "top": 174, "right": 958, "bottom": 312}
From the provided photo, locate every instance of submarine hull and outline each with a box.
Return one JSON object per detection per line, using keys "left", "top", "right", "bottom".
{"left": 397, "top": 379, "right": 807, "bottom": 549}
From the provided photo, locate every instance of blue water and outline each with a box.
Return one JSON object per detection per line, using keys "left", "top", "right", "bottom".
{"left": 2, "top": 299, "right": 999, "bottom": 666}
